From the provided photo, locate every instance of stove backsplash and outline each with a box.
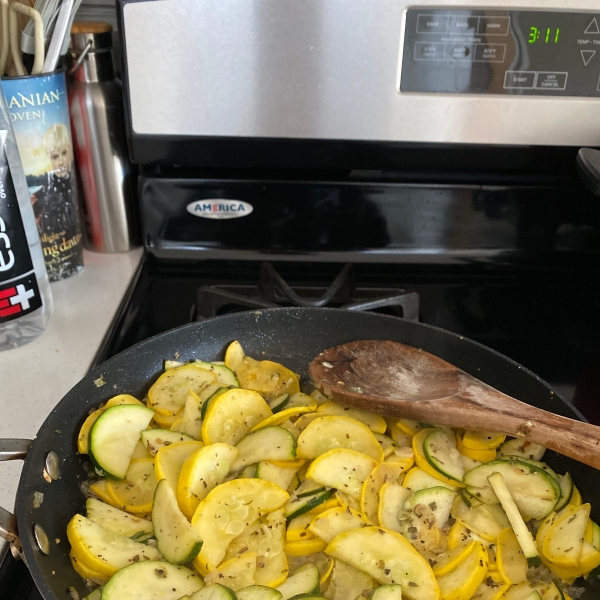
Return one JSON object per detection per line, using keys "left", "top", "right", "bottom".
{"left": 141, "top": 177, "right": 600, "bottom": 266}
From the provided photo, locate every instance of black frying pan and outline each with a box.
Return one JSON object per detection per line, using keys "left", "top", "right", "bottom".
{"left": 7, "top": 308, "right": 600, "bottom": 599}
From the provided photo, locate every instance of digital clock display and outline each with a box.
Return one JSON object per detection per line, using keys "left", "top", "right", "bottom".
{"left": 528, "top": 27, "right": 560, "bottom": 44}
{"left": 401, "top": 8, "right": 600, "bottom": 97}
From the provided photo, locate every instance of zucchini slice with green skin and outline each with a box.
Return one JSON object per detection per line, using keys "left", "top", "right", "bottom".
{"left": 84, "top": 588, "right": 103, "bottom": 600}
{"left": 236, "top": 586, "right": 283, "bottom": 600}
{"left": 497, "top": 438, "right": 545, "bottom": 461}
{"left": 406, "top": 486, "right": 456, "bottom": 529}
{"left": 141, "top": 429, "right": 195, "bottom": 457}
{"left": 152, "top": 479, "right": 203, "bottom": 564}
{"left": 269, "top": 393, "right": 291, "bottom": 413}
{"left": 86, "top": 498, "right": 154, "bottom": 541}
{"left": 554, "top": 472, "right": 574, "bottom": 512}
{"left": 89, "top": 404, "right": 154, "bottom": 480}
{"left": 283, "top": 482, "right": 335, "bottom": 521}
{"left": 499, "top": 455, "right": 560, "bottom": 483}
{"left": 296, "top": 480, "right": 327, "bottom": 498}
{"left": 422, "top": 429, "right": 464, "bottom": 484}
{"left": 276, "top": 564, "right": 320, "bottom": 600}
{"left": 487, "top": 472, "right": 541, "bottom": 567}
{"left": 195, "top": 361, "right": 240, "bottom": 387}
{"left": 463, "top": 459, "right": 559, "bottom": 520}
{"left": 200, "top": 387, "right": 230, "bottom": 420}
{"left": 190, "top": 583, "right": 238, "bottom": 600}
{"left": 369, "top": 585, "right": 403, "bottom": 600}
{"left": 100, "top": 561, "right": 204, "bottom": 600}
{"left": 231, "top": 427, "right": 297, "bottom": 471}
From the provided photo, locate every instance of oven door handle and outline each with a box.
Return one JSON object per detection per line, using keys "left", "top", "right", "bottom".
{"left": 0, "top": 439, "right": 33, "bottom": 560}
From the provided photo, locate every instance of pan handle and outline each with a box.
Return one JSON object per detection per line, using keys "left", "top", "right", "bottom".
{"left": 0, "top": 439, "right": 33, "bottom": 559}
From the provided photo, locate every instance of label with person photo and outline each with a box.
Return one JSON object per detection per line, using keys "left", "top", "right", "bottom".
{"left": 1, "top": 70, "right": 83, "bottom": 281}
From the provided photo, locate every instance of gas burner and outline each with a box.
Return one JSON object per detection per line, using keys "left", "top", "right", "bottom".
{"left": 195, "top": 263, "right": 419, "bottom": 322}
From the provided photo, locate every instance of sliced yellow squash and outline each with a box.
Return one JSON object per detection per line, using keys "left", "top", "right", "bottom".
{"left": 360, "top": 462, "right": 407, "bottom": 525}
{"left": 284, "top": 537, "right": 327, "bottom": 556}
{"left": 308, "top": 506, "right": 365, "bottom": 543}
{"left": 297, "top": 416, "right": 384, "bottom": 462}
{"left": 177, "top": 442, "right": 239, "bottom": 520}
{"left": 204, "top": 553, "right": 258, "bottom": 591}
{"left": 436, "top": 541, "right": 488, "bottom": 600}
{"left": 77, "top": 408, "right": 104, "bottom": 454}
{"left": 192, "top": 478, "right": 288, "bottom": 572}
{"left": 316, "top": 401, "right": 387, "bottom": 434}
{"left": 104, "top": 394, "right": 144, "bottom": 408}
{"left": 542, "top": 504, "right": 590, "bottom": 567}
{"left": 461, "top": 430, "right": 506, "bottom": 451}
{"left": 325, "top": 526, "right": 440, "bottom": 600}
{"left": 432, "top": 541, "right": 476, "bottom": 576}
{"left": 154, "top": 441, "right": 204, "bottom": 493}
{"left": 148, "top": 364, "right": 217, "bottom": 416}
{"left": 497, "top": 528, "right": 528, "bottom": 584}
{"left": 306, "top": 448, "right": 378, "bottom": 500}
{"left": 202, "top": 388, "right": 272, "bottom": 445}
{"left": 179, "top": 389, "right": 203, "bottom": 440}
{"left": 106, "top": 459, "right": 158, "bottom": 514}
{"left": 152, "top": 408, "right": 184, "bottom": 429}
{"left": 236, "top": 358, "right": 300, "bottom": 401}
{"left": 287, "top": 513, "right": 317, "bottom": 542}
{"left": 251, "top": 405, "right": 316, "bottom": 431}
{"left": 469, "top": 570, "right": 509, "bottom": 600}
{"left": 67, "top": 514, "right": 161, "bottom": 577}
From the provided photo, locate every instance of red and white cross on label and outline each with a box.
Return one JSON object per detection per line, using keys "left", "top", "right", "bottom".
{"left": 0, "top": 284, "right": 36, "bottom": 317}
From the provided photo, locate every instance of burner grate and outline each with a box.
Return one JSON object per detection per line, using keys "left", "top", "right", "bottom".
{"left": 195, "top": 263, "right": 419, "bottom": 322}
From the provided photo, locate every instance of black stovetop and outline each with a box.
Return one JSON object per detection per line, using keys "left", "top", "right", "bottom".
{"left": 4, "top": 169, "right": 600, "bottom": 598}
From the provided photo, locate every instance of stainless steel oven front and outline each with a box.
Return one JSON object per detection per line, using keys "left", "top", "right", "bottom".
{"left": 119, "top": 0, "right": 600, "bottom": 155}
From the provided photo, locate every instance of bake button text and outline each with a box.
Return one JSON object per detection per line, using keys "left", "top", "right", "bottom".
{"left": 417, "top": 14, "right": 449, "bottom": 34}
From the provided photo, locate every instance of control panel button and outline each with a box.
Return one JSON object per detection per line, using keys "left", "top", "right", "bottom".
{"left": 417, "top": 14, "right": 449, "bottom": 34}
{"left": 478, "top": 16, "right": 510, "bottom": 36}
{"left": 504, "top": 71, "right": 535, "bottom": 89}
{"left": 581, "top": 50, "right": 596, "bottom": 66}
{"left": 535, "top": 72, "right": 568, "bottom": 90}
{"left": 414, "top": 42, "right": 445, "bottom": 61}
{"left": 585, "top": 17, "right": 599, "bottom": 34}
{"left": 449, "top": 15, "right": 479, "bottom": 34}
{"left": 474, "top": 44, "right": 506, "bottom": 62}
{"left": 444, "top": 43, "right": 473, "bottom": 61}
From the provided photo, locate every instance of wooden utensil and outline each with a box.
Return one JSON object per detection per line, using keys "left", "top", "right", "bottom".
{"left": 309, "top": 339, "right": 600, "bottom": 470}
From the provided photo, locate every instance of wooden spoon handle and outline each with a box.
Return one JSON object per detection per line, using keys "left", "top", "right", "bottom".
{"left": 370, "top": 375, "right": 600, "bottom": 470}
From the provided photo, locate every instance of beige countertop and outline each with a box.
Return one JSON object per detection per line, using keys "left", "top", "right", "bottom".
{"left": 0, "top": 248, "right": 143, "bottom": 514}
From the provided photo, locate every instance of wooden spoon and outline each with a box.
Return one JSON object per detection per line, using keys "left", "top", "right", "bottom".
{"left": 309, "top": 339, "right": 600, "bottom": 470}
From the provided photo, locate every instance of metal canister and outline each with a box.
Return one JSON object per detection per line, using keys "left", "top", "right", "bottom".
{"left": 68, "top": 22, "right": 139, "bottom": 253}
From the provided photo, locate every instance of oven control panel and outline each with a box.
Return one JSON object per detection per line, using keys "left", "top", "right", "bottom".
{"left": 400, "top": 8, "right": 600, "bottom": 96}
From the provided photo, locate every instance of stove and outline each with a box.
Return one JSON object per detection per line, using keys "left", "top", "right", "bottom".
{"left": 4, "top": 168, "right": 600, "bottom": 599}
{"left": 4, "top": 0, "right": 600, "bottom": 595}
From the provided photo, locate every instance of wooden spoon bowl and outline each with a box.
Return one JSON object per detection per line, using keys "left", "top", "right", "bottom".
{"left": 309, "top": 340, "right": 600, "bottom": 470}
